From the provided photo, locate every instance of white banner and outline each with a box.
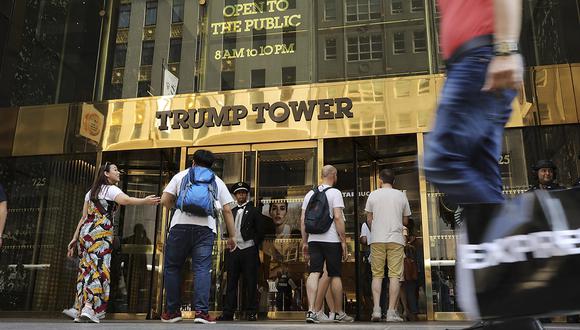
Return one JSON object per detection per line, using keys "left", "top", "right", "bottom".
{"left": 162, "top": 68, "right": 179, "bottom": 96}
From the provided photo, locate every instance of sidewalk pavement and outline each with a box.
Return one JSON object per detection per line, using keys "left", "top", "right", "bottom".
{"left": 1, "top": 320, "right": 580, "bottom": 330}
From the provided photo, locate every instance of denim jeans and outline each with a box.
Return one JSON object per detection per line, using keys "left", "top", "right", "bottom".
{"left": 424, "top": 46, "right": 517, "bottom": 204}
{"left": 164, "top": 224, "right": 215, "bottom": 313}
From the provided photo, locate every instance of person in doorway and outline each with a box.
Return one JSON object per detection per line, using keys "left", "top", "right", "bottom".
{"left": 301, "top": 165, "right": 354, "bottom": 323}
{"left": 219, "top": 181, "right": 264, "bottom": 321}
{"left": 527, "top": 160, "right": 564, "bottom": 191}
{"left": 0, "top": 183, "right": 7, "bottom": 249}
{"left": 160, "top": 149, "right": 237, "bottom": 324}
{"left": 424, "top": 0, "right": 543, "bottom": 328}
{"left": 65, "top": 162, "right": 160, "bottom": 323}
{"left": 366, "top": 169, "right": 411, "bottom": 322}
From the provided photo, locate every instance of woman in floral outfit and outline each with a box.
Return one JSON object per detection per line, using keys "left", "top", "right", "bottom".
{"left": 67, "top": 162, "right": 159, "bottom": 323}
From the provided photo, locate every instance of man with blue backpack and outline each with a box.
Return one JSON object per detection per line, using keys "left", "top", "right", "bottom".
{"left": 160, "top": 149, "right": 237, "bottom": 324}
{"left": 300, "top": 165, "right": 354, "bottom": 323}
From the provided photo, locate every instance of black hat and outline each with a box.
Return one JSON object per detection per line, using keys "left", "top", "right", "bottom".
{"left": 532, "top": 159, "right": 557, "bottom": 171}
{"left": 231, "top": 181, "right": 250, "bottom": 194}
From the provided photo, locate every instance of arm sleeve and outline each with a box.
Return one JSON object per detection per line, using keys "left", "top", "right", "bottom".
{"left": 333, "top": 189, "right": 345, "bottom": 209}
{"left": 301, "top": 191, "right": 313, "bottom": 210}
{"left": 105, "top": 185, "right": 124, "bottom": 201}
{"left": 364, "top": 194, "right": 372, "bottom": 213}
{"left": 217, "top": 179, "right": 234, "bottom": 207}
{"left": 163, "top": 174, "right": 179, "bottom": 196}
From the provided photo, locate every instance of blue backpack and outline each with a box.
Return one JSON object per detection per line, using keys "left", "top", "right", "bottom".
{"left": 176, "top": 166, "right": 218, "bottom": 217}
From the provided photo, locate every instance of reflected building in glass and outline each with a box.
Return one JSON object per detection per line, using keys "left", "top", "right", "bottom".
{"left": 0, "top": 0, "right": 579, "bottom": 323}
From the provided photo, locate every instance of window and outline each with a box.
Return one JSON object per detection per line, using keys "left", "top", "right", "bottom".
{"left": 411, "top": 0, "right": 424, "bottom": 12}
{"left": 325, "top": 38, "right": 337, "bottom": 60}
{"left": 324, "top": 0, "right": 337, "bottom": 21}
{"left": 113, "top": 43, "right": 127, "bottom": 68}
{"left": 172, "top": 0, "right": 184, "bottom": 23}
{"left": 347, "top": 34, "right": 383, "bottom": 61}
{"left": 118, "top": 4, "right": 131, "bottom": 28}
{"left": 141, "top": 41, "right": 155, "bottom": 65}
{"left": 413, "top": 30, "right": 427, "bottom": 52}
{"left": 109, "top": 83, "right": 123, "bottom": 99}
{"left": 221, "top": 71, "right": 235, "bottom": 91}
{"left": 393, "top": 32, "right": 406, "bottom": 54}
{"left": 282, "top": 67, "right": 296, "bottom": 86}
{"left": 169, "top": 38, "right": 182, "bottom": 63}
{"left": 251, "top": 69, "right": 266, "bottom": 88}
{"left": 145, "top": 1, "right": 158, "bottom": 26}
{"left": 346, "top": 0, "right": 381, "bottom": 22}
{"left": 223, "top": 34, "right": 236, "bottom": 50}
{"left": 253, "top": 29, "right": 266, "bottom": 49}
{"left": 391, "top": 0, "right": 403, "bottom": 14}
{"left": 137, "top": 81, "right": 151, "bottom": 97}
{"left": 283, "top": 27, "right": 296, "bottom": 47}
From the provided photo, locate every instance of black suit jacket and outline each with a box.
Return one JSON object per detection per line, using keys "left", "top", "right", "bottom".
{"left": 230, "top": 203, "right": 266, "bottom": 247}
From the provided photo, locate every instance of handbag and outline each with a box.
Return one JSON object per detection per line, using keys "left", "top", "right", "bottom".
{"left": 456, "top": 187, "right": 580, "bottom": 320}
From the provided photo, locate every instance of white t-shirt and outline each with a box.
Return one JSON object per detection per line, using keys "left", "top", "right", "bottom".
{"left": 84, "top": 185, "right": 123, "bottom": 202}
{"left": 360, "top": 222, "right": 371, "bottom": 245}
{"left": 301, "top": 184, "right": 345, "bottom": 243}
{"left": 365, "top": 187, "right": 411, "bottom": 246}
{"left": 164, "top": 168, "right": 233, "bottom": 234}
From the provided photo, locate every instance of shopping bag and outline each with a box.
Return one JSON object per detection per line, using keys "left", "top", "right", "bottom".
{"left": 456, "top": 187, "right": 580, "bottom": 320}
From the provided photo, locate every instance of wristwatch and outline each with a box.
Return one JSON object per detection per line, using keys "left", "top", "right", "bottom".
{"left": 494, "top": 41, "right": 520, "bottom": 56}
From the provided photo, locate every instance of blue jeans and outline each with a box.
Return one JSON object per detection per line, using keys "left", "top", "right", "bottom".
{"left": 424, "top": 46, "right": 517, "bottom": 204}
{"left": 164, "top": 224, "right": 215, "bottom": 313}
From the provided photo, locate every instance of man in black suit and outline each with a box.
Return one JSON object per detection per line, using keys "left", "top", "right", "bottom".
{"left": 219, "top": 182, "right": 264, "bottom": 321}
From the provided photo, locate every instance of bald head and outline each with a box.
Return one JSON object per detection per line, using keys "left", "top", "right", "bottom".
{"left": 321, "top": 165, "right": 338, "bottom": 186}
{"left": 322, "top": 165, "right": 337, "bottom": 178}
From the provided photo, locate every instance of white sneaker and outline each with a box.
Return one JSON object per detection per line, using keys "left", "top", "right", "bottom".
{"left": 328, "top": 312, "right": 335, "bottom": 322}
{"left": 96, "top": 311, "right": 106, "bottom": 320}
{"left": 73, "top": 317, "right": 82, "bottom": 323}
{"left": 334, "top": 312, "right": 354, "bottom": 323}
{"left": 80, "top": 306, "right": 100, "bottom": 324}
{"left": 371, "top": 307, "right": 382, "bottom": 322}
{"left": 62, "top": 307, "right": 78, "bottom": 319}
{"left": 318, "top": 311, "right": 335, "bottom": 323}
{"left": 386, "top": 309, "right": 404, "bottom": 322}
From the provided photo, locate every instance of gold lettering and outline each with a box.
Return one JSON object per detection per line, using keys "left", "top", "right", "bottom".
{"left": 223, "top": 5, "right": 236, "bottom": 17}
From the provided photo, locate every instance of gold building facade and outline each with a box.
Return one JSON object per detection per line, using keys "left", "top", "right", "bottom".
{"left": 1, "top": 0, "right": 579, "bottom": 322}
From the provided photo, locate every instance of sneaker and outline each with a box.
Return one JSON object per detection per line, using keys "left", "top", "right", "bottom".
{"left": 62, "top": 307, "right": 78, "bottom": 319}
{"left": 371, "top": 307, "right": 382, "bottom": 322}
{"left": 80, "top": 306, "right": 100, "bottom": 324}
{"left": 334, "top": 312, "right": 354, "bottom": 323}
{"left": 317, "top": 311, "right": 331, "bottom": 323}
{"left": 96, "top": 311, "right": 106, "bottom": 320}
{"left": 246, "top": 313, "right": 257, "bottom": 321}
{"left": 161, "top": 311, "right": 183, "bottom": 323}
{"left": 306, "top": 311, "right": 319, "bottom": 324}
{"left": 73, "top": 317, "right": 81, "bottom": 323}
{"left": 386, "top": 309, "right": 404, "bottom": 322}
{"left": 194, "top": 311, "right": 216, "bottom": 324}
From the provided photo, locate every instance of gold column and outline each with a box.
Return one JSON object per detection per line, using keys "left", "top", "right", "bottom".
{"left": 417, "top": 132, "right": 434, "bottom": 320}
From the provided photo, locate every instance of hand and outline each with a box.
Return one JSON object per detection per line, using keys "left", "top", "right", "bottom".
{"left": 226, "top": 237, "right": 236, "bottom": 252}
{"left": 67, "top": 238, "right": 77, "bottom": 259}
{"left": 302, "top": 243, "right": 309, "bottom": 262}
{"left": 482, "top": 53, "right": 523, "bottom": 92}
{"left": 143, "top": 195, "right": 161, "bottom": 205}
{"left": 341, "top": 241, "right": 348, "bottom": 262}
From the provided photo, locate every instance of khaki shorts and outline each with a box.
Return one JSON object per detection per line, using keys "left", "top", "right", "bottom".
{"left": 370, "top": 242, "right": 404, "bottom": 279}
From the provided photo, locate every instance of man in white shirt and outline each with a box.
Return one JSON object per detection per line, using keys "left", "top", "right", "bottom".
{"left": 160, "top": 150, "right": 236, "bottom": 324}
{"left": 366, "top": 169, "right": 411, "bottom": 322}
{"left": 300, "top": 165, "right": 353, "bottom": 323}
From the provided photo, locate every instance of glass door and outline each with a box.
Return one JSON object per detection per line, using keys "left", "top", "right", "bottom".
{"left": 253, "top": 142, "right": 318, "bottom": 316}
